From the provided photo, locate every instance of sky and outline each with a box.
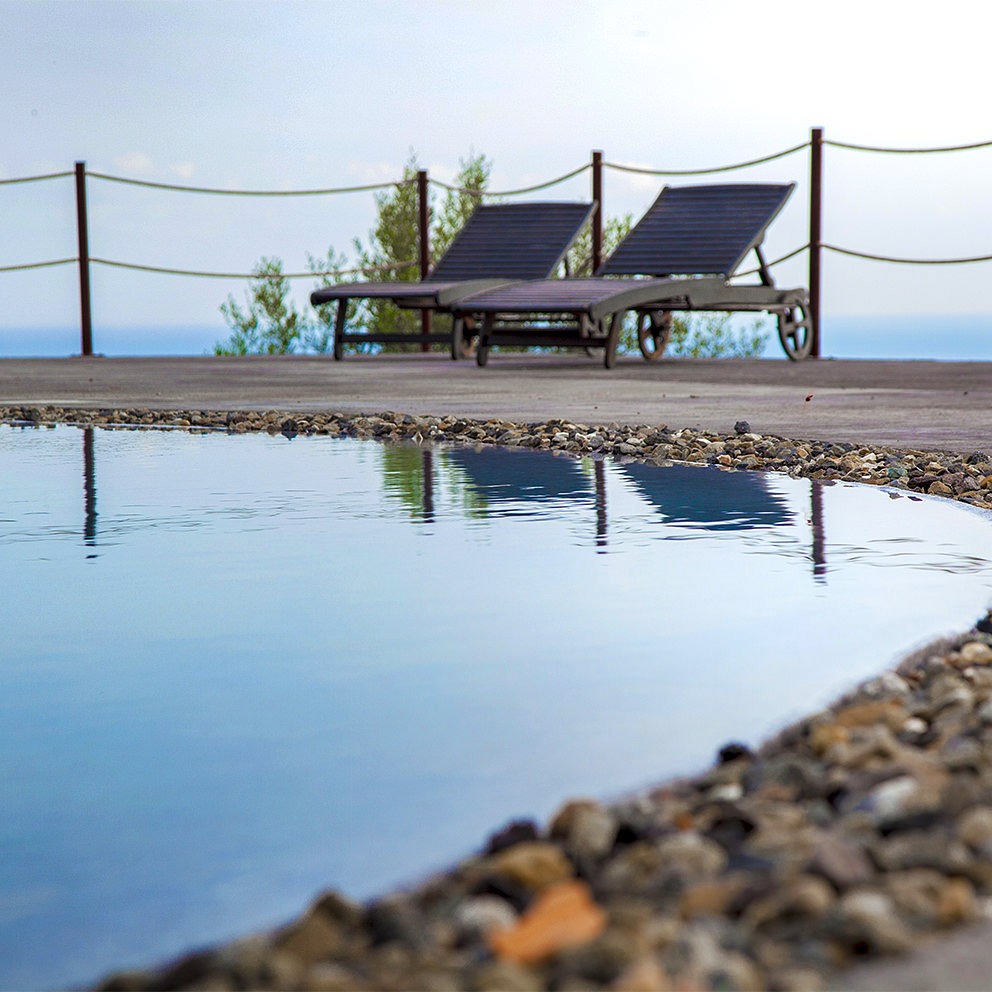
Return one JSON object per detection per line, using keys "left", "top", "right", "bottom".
{"left": 3, "top": 0, "right": 992, "bottom": 335}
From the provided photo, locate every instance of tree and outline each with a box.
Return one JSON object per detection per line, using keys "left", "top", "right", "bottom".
{"left": 215, "top": 257, "right": 307, "bottom": 355}
{"left": 351, "top": 150, "right": 492, "bottom": 349}
{"left": 669, "top": 313, "right": 767, "bottom": 358}
{"left": 302, "top": 246, "right": 354, "bottom": 354}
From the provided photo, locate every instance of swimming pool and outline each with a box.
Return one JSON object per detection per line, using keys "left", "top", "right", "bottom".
{"left": 3, "top": 424, "right": 991, "bottom": 990}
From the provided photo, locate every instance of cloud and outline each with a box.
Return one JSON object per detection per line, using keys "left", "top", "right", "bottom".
{"left": 113, "top": 151, "right": 154, "bottom": 175}
{"left": 171, "top": 162, "right": 195, "bottom": 181}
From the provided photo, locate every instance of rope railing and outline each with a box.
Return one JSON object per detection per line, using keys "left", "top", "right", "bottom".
{"left": 0, "top": 257, "right": 77, "bottom": 273}
{"left": 824, "top": 137, "right": 992, "bottom": 155}
{"left": 89, "top": 257, "right": 418, "bottom": 280}
{"left": 823, "top": 244, "right": 992, "bottom": 265}
{"left": 733, "top": 245, "right": 809, "bottom": 279}
{"left": 86, "top": 172, "right": 414, "bottom": 196}
{"left": 428, "top": 162, "right": 590, "bottom": 197}
{"left": 4, "top": 131, "right": 992, "bottom": 358}
{"left": 0, "top": 170, "right": 74, "bottom": 185}
{"left": 604, "top": 142, "right": 809, "bottom": 177}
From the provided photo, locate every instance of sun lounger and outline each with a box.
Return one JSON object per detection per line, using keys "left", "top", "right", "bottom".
{"left": 451, "top": 183, "right": 811, "bottom": 367}
{"left": 310, "top": 201, "right": 595, "bottom": 360}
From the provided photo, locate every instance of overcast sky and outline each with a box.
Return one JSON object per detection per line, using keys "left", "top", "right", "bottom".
{"left": 3, "top": 0, "right": 992, "bottom": 333}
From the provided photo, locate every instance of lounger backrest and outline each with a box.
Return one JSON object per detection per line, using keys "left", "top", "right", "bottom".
{"left": 600, "top": 183, "right": 795, "bottom": 278}
{"left": 429, "top": 202, "right": 594, "bottom": 282}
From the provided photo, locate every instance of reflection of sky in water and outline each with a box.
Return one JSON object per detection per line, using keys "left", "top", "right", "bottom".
{"left": 2, "top": 426, "right": 992, "bottom": 991}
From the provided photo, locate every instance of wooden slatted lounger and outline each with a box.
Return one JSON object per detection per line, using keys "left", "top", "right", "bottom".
{"left": 451, "top": 183, "right": 811, "bottom": 368}
{"left": 310, "top": 201, "right": 595, "bottom": 360}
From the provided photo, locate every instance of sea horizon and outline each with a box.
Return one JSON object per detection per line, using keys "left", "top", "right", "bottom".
{"left": 2, "top": 313, "right": 991, "bottom": 362}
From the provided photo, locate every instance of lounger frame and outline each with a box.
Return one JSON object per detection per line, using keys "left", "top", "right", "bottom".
{"left": 452, "top": 184, "right": 812, "bottom": 367}
{"left": 310, "top": 202, "right": 595, "bottom": 360}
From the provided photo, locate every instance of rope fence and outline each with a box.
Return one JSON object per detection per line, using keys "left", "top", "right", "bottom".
{"left": 429, "top": 162, "right": 590, "bottom": 198}
{"left": 89, "top": 257, "right": 418, "bottom": 280}
{"left": 603, "top": 142, "right": 809, "bottom": 177}
{"left": 3, "top": 129, "right": 992, "bottom": 356}
{"left": 0, "top": 170, "right": 73, "bottom": 186}
{"left": 87, "top": 171, "right": 414, "bottom": 196}
{"left": 823, "top": 245, "right": 992, "bottom": 265}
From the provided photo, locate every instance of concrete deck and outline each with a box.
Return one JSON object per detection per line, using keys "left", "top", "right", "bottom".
{"left": 1, "top": 353, "right": 990, "bottom": 452}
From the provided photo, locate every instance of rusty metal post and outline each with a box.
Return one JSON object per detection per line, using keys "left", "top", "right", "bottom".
{"left": 591, "top": 150, "right": 603, "bottom": 274}
{"left": 808, "top": 128, "right": 823, "bottom": 358}
{"left": 75, "top": 161, "right": 93, "bottom": 356}
{"left": 417, "top": 168, "right": 432, "bottom": 351}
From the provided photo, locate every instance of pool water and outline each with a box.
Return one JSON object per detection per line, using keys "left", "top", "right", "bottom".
{"left": 2, "top": 424, "right": 992, "bottom": 990}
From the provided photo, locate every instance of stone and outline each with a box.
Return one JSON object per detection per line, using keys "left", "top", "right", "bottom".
{"left": 274, "top": 911, "right": 348, "bottom": 965}
{"left": 488, "top": 880, "right": 606, "bottom": 966}
{"left": 365, "top": 894, "right": 428, "bottom": 948}
{"left": 654, "top": 832, "right": 728, "bottom": 882}
{"left": 549, "top": 799, "right": 618, "bottom": 862}
{"left": 957, "top": 806, "right": 992, "bottom": 851}
{"left": 486, "top": 841, "right": 574, "bottom": 891}
{"left": 733, "top": 420, "right": 751, "bottom": 435}
{"left": 832, "top": 889, "right": 914, "bottom": 954}
{"left": 678, "top": 877, "right": 752, "bottom": 920}
{"left": 485, "top": 819, "right": 540, "bottom": 855}
{"left": 469, "top": 959, "right": 543, "bottom": 992}
{"left": 807, "top": 834, "right": 874, "bottom": 890}
{"left": 452, "top": 895, "right": 518, "bottom": 944}
{"left": 935, "top": 876, "right": 978, "bottom": 926}
{"left": 741, "top": 875, "right": 836, "bottom": 931}
{"left": 832, "top": 698, "right": 908, "bottom": 731}
{"left": 609, "top": 955, "right": 671, "bottom": 991}
{"left": 960, "top": 641, "right": 992, "bottom": 665}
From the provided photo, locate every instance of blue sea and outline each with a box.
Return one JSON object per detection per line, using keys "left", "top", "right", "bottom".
{"left": 1, "top": 314, "right": 991, "bottom": 360}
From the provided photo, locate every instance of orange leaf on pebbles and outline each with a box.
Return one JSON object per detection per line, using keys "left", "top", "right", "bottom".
{"left": 488, "top": 880, "right": 607, "bottom": 965}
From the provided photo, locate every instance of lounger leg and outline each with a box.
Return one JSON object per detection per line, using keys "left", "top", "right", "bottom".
{"left": 603, "top": 312, "right": 623, "bottom": 369}
{"left": 450, "top": 316, "right": 464, "bottom": 361}
{"left": 333, "top": 299, "right": 348, "bottom": 361}
{"left": 476, "top": 314, "right": 493, "bottom": 367}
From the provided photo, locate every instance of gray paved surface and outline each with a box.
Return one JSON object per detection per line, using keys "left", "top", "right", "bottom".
{"left": 5, "top": 351, "right": 992, "bottom": 989}
{"left": 1, "top": 352, "right": 991, "bottom": 452}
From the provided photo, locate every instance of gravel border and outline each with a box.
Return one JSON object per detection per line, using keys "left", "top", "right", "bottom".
{"left": 6, "top": 405, "right": 992, "bottom": 992}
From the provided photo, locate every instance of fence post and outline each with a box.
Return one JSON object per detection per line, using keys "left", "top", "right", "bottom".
{"left": 591, "top": 150, "right": 603, "bottom": 273}
{"left": 808, "top": 128, "right": 823, "bottom": 358}
{"left": 74, "top": 161, "right": 93, "bottom": 356}
{"left": 417, "top": 168, "right": 431, "bottom": 352}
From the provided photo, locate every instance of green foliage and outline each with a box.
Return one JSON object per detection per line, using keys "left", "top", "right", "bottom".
{"left": 215, "top": 257, "right": 307, "bottom": 355}
{"left": 351, "top": 150, "right": 493, "bottom": 349}
{"left": 302, "top": 247, "right": 354, "bottom": 354}
{"left": 433, "top": 151, "right": 492, "bottom": 259}
{"left": 564, "top": 212, "right": 631, "bottom": 277}
{"left": 668, "top": 312, "right": 768, "bottom": 358}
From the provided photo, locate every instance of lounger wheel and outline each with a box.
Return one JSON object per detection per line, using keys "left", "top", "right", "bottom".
{"left": 637, "top": 311, "right": 673, "bottom": 361}
{"left": 778, "top": 305, "right": 813, "bottom": 361}
{"left": 476, "top": 340, "right": 490, "bottom": 367}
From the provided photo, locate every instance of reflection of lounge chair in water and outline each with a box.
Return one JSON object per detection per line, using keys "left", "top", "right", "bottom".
{"left": 446, "top": 447, "right": 592, "bottom": 508}
{"left": 453, "top": 183, "right": 811, "bottom": 367}
{"left": 310, "top": 201, "right": 595, "bottom": 360}
{"left": 620, "top": 462, "right": 792, "bottom": 531}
